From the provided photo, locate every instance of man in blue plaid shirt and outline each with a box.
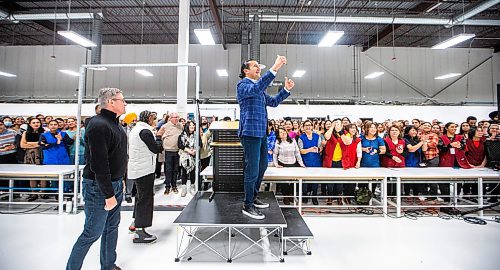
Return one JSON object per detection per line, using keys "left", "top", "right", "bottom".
{"left": 237, "top": 55, "right": 294, "bottom": 219}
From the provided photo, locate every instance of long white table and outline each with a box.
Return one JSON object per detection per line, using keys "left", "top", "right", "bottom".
{"left": 201, "top": 166, "right": 500, "bottom": 217}
{"left": 386, "top": 167, "right": 500, "bottom": 217}
{"left": 0, "top": 164, "right": 84, "bottom": 215}
{"left": 201, "top": 166, "right": 389, "bottom": 215}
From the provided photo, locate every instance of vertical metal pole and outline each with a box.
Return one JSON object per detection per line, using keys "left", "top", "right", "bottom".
{"left": 74, "top": 66, "right": 86, "bottom": 213}
{"left": 8, "top": 179, "right": 13, "bottom": 202}
{"left": 195, "top": 65, "right": 200, "bottom": 192}
{"left": 382, "top": 177, "right": 388, "bottom": 218}
{"left": 478, "top": 178, "right": 484, "bottom": 217}
{"left": 228, "top": 226, "right": 232, "bottom": 261}
{"left": 298, "top": 179, "right": 303, "bottom": 214}
{"left": 176, "top": 0, "right": 190, "bottom": 116}
{"left": 453, "top": 182, "right": 458, "bottom": 206}
{"left": 293, "top": 181, "right": 296, "bottom": 207}
{"left": 58, "top": 173, "right": 64, "bottom": 215}
{"left": 396, "top": 177, "right": 401, "bottom": 218}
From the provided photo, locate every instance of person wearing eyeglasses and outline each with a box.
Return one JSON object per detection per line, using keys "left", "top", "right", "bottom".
{"left": 157, "top": 112, "right": 183, "bottom": 195}
{"left": 237, "top": 55, "right": 294, "bottom": 220}
{"left": 67, "top": 88, "right": 128, "bottom": 270}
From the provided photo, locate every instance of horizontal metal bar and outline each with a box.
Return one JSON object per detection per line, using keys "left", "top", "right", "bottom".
{"left": 82, "top": 63, "right": 199, "bottom": 68}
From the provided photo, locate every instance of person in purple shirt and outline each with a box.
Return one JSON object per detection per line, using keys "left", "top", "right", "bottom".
{"left": 237, "top": 55, "right": 294, "bottom": 220}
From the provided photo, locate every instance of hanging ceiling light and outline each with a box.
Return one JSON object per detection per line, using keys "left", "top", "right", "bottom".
{"left": 194, "top": 29, "right": 216, "bottom": 45}
{"left": 318, "top": 31, "right": 344, "bottom": 47}
{"left": 0, "top": 71, "right": 17, "bottom": 77}
{"left": 57, "top": 0, "right": 96, "bottom": 48}
{"left": 135, "top": 69, "right": 154, "bottom": 77}
{"left": 425, "top": 2, "right": 443, "bottom": 13}
{"left": 434, "top": 73, "right": 461, "bottom": 80}
{"left": 216, "top": 69, "right": 228, "bottom": 77}
{"left": 59, "top": 69, "right": 80, "bottom": 77}
{"left": 58, "top": 31, "right": 97, "bottom": 47}
{"left": 292, "top": 70, "right": 306, "bottom": 77}
{"left": 364, "top": 72, "right": 384, "bottom": 79}
{"left": 431, "top": 33, "right": 475, "bottom": 49}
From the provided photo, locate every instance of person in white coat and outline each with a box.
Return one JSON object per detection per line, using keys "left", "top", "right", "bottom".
{"left": 127, "top": 111, "right": 163, "bottom": 244}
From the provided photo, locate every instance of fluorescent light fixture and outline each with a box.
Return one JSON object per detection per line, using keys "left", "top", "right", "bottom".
{"left": 88, "top": 67, "right": 108, "bottom": 71}
{"left": 364, "top": 72, "right": 384, "bottom": 79}
{"left": 194, "top": 29, "right": 215, "bottom": 45}
{"left": 59, "top": 69, "right": 80, "bottom": 77}
{"left": 292, "top": 70, "right": 306, "bottom": 77}
{"left": 58, "top": 30, "right": 97, "bottom": 47}
{"left": 318, "top": 31, "right": 344, "bottom": 47}
{"left": 426, "top": 2, "right": 443, "bottom": 13}
{"left": 434, "top": 73, "right": 461, "bottom": 80}
{"left": 216, "top": 69, "right": 228, "bottom": 77}
{"left": 0, "top": 71, "right": 16, "bottom": 77}
{"left": 10, "top": 12, "right": 103, "bottom": 21}
{"left": 432, "top": 33, "right": 475, "bottom": 49}
{"left": 135, "top": 69, "right": 153, "bottom": 77}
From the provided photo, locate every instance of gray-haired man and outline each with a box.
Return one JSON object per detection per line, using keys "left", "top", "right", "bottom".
{"left": 67, "top": 88, "right": 127, "bottom": 270}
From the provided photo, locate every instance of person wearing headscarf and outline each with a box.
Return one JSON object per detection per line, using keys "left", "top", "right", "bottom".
{"left": 127, "top": 110, "right": 163, "bottom": 244}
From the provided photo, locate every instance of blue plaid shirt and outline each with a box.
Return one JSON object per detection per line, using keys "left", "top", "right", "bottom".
{"left": 237, "top": 70, "right": 290, "bottom": 138}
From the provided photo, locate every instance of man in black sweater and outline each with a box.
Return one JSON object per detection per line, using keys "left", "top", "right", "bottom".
{"left": 67, "top": 88, "right": 127, "bottom": 270}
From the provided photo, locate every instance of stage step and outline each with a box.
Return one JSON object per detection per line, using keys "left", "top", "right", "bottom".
{"left": 281, "top": 208, "right": 313, "bottom": 255}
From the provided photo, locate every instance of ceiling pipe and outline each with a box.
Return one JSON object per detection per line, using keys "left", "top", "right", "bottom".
{"left": 452, "top": 0, "right": 500, "bottom": 26}
{"left": 250, "top": 14, "right": 500, "bottom": 26}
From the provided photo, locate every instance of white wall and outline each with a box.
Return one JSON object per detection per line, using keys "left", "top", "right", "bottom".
{"left": 0, "top": 103, "right": 495, "bottom": 124}
{"left": 0, "top": 44, "right": 498, "bottom": 105}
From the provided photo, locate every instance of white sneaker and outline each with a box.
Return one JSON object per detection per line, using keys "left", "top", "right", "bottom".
{"left": 190, "top": 184, "right": 196, "bottom": 195}
{"left": 181, "top": 185, "right": 187, "bottom": 197}
{"left": 436, "top": 197, "right": 444, "bottom": 202}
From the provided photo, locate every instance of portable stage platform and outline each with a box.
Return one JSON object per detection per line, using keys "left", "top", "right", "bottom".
{"left": 174, "top": 191, "right": 314, "bottom": 262}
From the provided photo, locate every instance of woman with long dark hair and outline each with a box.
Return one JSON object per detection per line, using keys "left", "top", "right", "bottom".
{"left": 403, "top": 125, "right": 427, "bottom": 199}
{"left": 39, "top": 119, "right": 74, "bottom": 193}
{"left": 21, "top": 118, "right": 45, "bottom": 201}
{"left": 178, "top": 121, "right": 201, "bottom": 197}
{"left": 438, "top": 122, "right": 471, "bottom": 202}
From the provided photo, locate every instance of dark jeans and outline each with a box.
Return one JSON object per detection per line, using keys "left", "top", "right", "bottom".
{"left": 181, "top": 167, "right": 195, "bottom": 185}
{"left": 155, "top": 155, "right": 163, "bottom": 178}
{"left": 241, "top": 135, "right": 267, "bottom": 207}
{"left": 124, "top": 173, "right": 135, "bottom": 199}
{"left": 67, "top": 178, "right": 123, "bottom": 270}
{"left": 133, "top": 173, "right": 154, "bottom": 228}
{"left": 164, "top": 151, "right": 179, "bottom": 189}
{"left": 326, "top": 161, "right": 343, "bottom": 196}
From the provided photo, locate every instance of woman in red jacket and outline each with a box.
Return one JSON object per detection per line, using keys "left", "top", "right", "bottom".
{"left": 462, "top": 127, "right": 487, "bottom": 198}
{"left": 381, "top": 125, "right": 406, "bottom": 168}
{"left": 322, "top": 119, "right": 345, "bottom": 204}
{"left": 438, "top": 122, "right": 471, "bottom": 202}
{"left": 381, "top": 125, "right": 406, "bottom": 196}
{"left": 338, "top": 124, "right": 362, "bottom": 203}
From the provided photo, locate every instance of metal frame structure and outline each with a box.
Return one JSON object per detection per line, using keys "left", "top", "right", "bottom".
{"left": 73, "top": 62, "right": 201, "bottom": 213}
{"left": 201, "top": 166, "right": 500, "bottom": 217}
{"left": 0, "top": 164, "right": 84, "bottom": 215}
{"left": 175, "top": 225, "right": 285, "bottom": 263}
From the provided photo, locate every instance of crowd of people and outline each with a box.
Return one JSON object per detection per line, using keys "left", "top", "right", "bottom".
{"left": 1, "top": 108, "right": 499, "bottom": 237}
{"left": 265, "top": 113, "right": 499, "bottom": 206}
